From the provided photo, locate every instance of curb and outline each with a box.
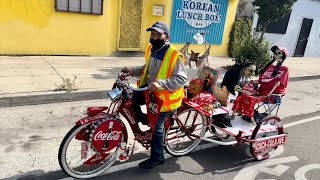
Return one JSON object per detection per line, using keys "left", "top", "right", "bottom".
{"left": 1, "top": 75, "right": 320, "bottom": 108}
{"left": 0, "top": 90, "right": 107, "bottom": 108}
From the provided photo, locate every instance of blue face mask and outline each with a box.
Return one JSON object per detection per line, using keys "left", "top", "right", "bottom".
{"left": 150, "top": 38, "right": 166, "bottom": 50}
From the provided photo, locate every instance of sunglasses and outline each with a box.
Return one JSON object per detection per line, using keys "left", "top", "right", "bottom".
{"left": 274, "top": 51, "right": 282, "bottom": 55}
{"left": 247, "top": 69, "right": 254, "bottom": 73}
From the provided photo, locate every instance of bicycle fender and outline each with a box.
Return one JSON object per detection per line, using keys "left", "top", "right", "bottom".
{"left": 76, "top": 112, "right": 111, "bottom": 125}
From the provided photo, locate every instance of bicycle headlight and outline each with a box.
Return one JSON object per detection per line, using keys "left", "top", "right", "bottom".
{"left": 107, "top": 88, "right": 123, "bottom": 101}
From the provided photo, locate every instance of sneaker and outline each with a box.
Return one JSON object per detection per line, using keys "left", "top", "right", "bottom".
{"left": 223, "top": 120, "right": 233, "bottom": 127}
{"left": 242, "top": 115, "right": 256, "bottom": 125}
{"left": 230, "top": 113, "right": 235, "bottom": 120}
{"left": 242, "top": 115, "right": 251, "bottom": 122}
{"left": 212, "top": 114, "right": 227, "bottom": 128}
{"left": 138, "top": 159, "right": 151, "bottom": 167}
{"left": 223, "top": 114, "right": 233, "bottom": 127}
{"left": 118, "top": 153, "right": 129, "bottom": 162}
{"left": 117, "top": 142, "right": 129, "bottom": 162}
{"left": 255, "top": 112, "right": 268, "bottom": 122}
{"left": 250, "top": 117, "right": 257, "bottom": 125}
{"left": 138, "top": 157, "right": 164, "bottom": 169}
{"left": 215, "top": 120, "right": 227, "bottom": 128}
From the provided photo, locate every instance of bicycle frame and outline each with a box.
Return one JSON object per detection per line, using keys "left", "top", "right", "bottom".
{"left": 103, "top": 86, "right": 174, "bottom": 151}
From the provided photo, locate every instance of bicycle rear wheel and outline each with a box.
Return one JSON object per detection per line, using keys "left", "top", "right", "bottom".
{"left": 250, "top": 115, "right": 284, "bottom": 160}
{"left": 165, "top": 108, "right": 207, "bottom": 156}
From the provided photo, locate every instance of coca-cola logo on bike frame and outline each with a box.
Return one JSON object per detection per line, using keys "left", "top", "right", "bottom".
{"left": 94, "top": 131, "right": 122, "bottom": 141}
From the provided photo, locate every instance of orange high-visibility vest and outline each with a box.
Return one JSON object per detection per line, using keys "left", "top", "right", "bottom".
{"left": 138, "top": 44, "right": 185, "bottom": 112}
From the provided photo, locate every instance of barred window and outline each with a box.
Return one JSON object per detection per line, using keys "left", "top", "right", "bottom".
{"left": 257, "top": 12, "right": 291, "bottom": 34}
{"left": 55, "top": 0, "right": 103, "bottom": 15}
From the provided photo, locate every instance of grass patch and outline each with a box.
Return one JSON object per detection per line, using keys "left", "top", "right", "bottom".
{"left": 54, "top": 75, "right": 79, "bottom": 92}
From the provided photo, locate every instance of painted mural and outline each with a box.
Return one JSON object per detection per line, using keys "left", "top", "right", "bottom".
{"left": 170, "top": 0, "right": 229, "bottom": 44}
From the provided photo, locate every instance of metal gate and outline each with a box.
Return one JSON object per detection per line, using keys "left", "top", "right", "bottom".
{"left": 117, "top": 0, "right": 142, "bottom": 51}
{"left": 294, "top": 18, "right": 313, "bottom": 57}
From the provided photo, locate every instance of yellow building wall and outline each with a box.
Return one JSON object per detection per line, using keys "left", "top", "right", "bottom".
{"left": 0, "top": 0, "right": 119, "bottom": 55}
{"left": 140, "top": 0, "right": 238, "bottom": 56}
{"left": 0, "top": 0, "right": 237, "bottom": 56}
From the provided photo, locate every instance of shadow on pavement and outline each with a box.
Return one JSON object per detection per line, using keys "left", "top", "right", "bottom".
{"left": 92, "top": 144, "right": 255, "bottom": 180}
{"left": 5, "top": 143, "right": 256, "bottom": 180}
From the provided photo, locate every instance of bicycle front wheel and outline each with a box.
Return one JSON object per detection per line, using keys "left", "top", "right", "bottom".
{"left": 58, "top": 124, "right": 118, "bottom": 179}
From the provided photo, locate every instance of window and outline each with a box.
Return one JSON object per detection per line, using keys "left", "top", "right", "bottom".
{"left": 257, "top": 12, "right": 291, "bottom": 34}
{"left": 55, "top": 0, "right": 103, "bottom": 15}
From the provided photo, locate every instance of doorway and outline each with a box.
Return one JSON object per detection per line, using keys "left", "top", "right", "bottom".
{"left": 294, "top": 18, "right": 313, "bottom": 57}
{"left": 117, "top": 0, "right": 143, "bottom": 51}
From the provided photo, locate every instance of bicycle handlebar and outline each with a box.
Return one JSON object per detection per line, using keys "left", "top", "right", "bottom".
{"left": 116, "top": 72, "right": 166, "bottom": 92}
{"left": 117, "top": 72, "right": 149, "bottom": 91}
{"left": 124, "top": 84, "right": 149, "bottom": 91}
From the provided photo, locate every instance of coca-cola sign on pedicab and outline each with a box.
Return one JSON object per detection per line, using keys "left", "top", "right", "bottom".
{"left": 91, "top": 120, "right": 123, "bottom": 152}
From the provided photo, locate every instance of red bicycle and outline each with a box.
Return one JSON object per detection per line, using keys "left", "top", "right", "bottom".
{"left": 58, "top": 73, "right": 207, "bottom": 178}
{"left": 58, "top": 73, "right": 286, "bottom": 179}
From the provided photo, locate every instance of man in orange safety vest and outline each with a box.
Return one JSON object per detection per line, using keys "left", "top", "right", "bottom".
{"left": 121, "top": 21, "right": 187, "bottom": 169}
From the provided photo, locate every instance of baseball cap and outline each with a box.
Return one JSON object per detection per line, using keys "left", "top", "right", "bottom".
{"left": 146, "top": 21, "right": 169, "bottom": 34}
{"left": 271, "top": 45, "right": 289, "bottom": 56}
{"left": 271, "top": 45, "right": 280, "bottom": 53}
{"left": 190, "top": 78, "right": 203, "bottom": 85}
{"left": 279, "top": 47, "right": 289, "bottom": 56}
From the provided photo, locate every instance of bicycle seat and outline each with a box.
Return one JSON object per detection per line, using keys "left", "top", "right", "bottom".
{"left": 87, "top": 107, "right": 108, "bottom": 116}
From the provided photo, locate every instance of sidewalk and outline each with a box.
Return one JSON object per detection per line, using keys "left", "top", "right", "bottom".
{"left": 0, "top": 56, "right": 319, "bottom": 107}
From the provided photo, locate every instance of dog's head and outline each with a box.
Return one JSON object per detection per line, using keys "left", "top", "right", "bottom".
{"left": 190, "top": 50, "right": 200, "bottom": 62}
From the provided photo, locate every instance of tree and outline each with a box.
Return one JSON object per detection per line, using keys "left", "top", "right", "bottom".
{"left": 236, "top": 0, "right": 248, "bottom": 18}
{"left": 253, "top": 0, "right": 297, "bottom": 43}
{"left": 228, "top": 18, "right": 252, "bottom": 58}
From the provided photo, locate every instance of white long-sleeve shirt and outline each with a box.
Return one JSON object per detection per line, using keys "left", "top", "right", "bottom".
{"left": 132, "top": 43, "right": 187, "bottom": 91}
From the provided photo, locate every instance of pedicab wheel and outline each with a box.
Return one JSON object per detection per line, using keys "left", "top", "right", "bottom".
{"left": 165, "top": 108, "right": 207, "bottom": 157}
{"left": 58, "top": 124, "right": 120, "bottom": 179}
{"left": 250, "top": 115, "right": 284, "bottom": 161}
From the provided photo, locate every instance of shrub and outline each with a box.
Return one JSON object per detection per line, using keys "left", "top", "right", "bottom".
{"left": 234, "top": 33, "right": 271, "bottom": 73}
{"left": 228, "top": 18, "right": 272, "bottom": 73}
{"left": 228, "top": 18, "right": 252, "bottom": 58}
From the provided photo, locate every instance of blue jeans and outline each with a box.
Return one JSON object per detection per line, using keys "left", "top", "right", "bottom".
{"left": 132, "top": 89, "right": 173, "bottom": 162}
{"left": 150, "top": 111, "right": 173, "bottom": 162}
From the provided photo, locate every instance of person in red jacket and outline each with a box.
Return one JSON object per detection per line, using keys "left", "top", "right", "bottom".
{"left": 231, "top": 46, "right": 289, "bottom": 124}
{"left": 258, "top": 46, "right": 289, "bottom": 96}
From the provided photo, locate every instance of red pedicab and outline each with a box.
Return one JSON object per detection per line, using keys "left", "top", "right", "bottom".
{"left": 166, "top": 66, "right": 287, "bottom": 161}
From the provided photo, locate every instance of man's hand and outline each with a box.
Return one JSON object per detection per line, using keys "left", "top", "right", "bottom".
{"left": 149, "top": 81, "right": 164, "bottom": 92}
{"left": 121, "top": 67, "right": 134, "bottom": 77}
{"left": 234, "top": 85, "right": 242, "bottom": 92}
{"left": 275, "top": 81, "right": 281, "bottom": 86}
